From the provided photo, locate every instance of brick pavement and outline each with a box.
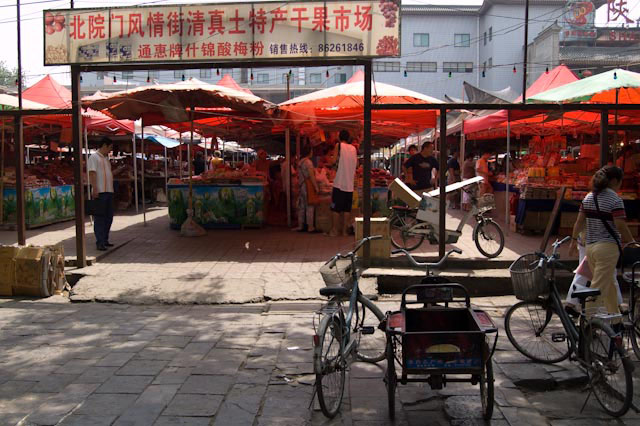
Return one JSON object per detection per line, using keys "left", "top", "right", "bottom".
{"left": 0, "top": 295, "right": 638, "bottom": 426}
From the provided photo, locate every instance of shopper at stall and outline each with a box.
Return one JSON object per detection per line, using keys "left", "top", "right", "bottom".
{"left": 461, "top": 152, "right": 476, "bottom": 211}
{"left": 475, "top": 151, "right": 493, "bottom": 195}
{"left": 193, "top": 151, "right": 205, "bottom": 176}
{"left": 253, "top": 149, "right": 271, "bottom": 176}
{"left": 447, "top": 150, "right": 461, "bottom": 209}
{"left": 569, "top": 166, "right": 635, "bottom": 318}
{"left": 210, "top": 150, "right": 223, "bottom": 168}
{"left": 403, "top": 142, "right": 439, "bottom": 192}
{"left": 293, "top": 145, "right": 320, "bottom": 233}
{"left": 328, "top": 130, "right": 357, "bottom": 237}
{"left": 88, "top": 137, "right": 119, "bottom": 251}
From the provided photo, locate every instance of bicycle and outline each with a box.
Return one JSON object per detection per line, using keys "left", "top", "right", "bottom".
{"left": 312, "top": 236, "right": 386, "bottom": 418}
{"left": 389, "top": 180, "right": 504, "bottom": 258}
{"left": 620, "top": 242, "right": 640, "bottom": 360}
{"left": 504, "top": 236, "right": 634, "bottom": 417}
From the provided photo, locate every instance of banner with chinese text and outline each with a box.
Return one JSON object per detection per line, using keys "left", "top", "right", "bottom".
{"left": 44, "top": 1, "right": 401, "bottom": 65}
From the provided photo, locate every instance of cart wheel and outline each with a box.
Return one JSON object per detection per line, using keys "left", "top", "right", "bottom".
{"left": 385, "top": 336, "right": 397, "bottom": 420}
{"left": 480, "top": 358, "right": 494, "bottom": 420}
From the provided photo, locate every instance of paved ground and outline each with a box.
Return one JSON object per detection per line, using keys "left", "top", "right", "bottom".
{"left": 1, "top": 206, "right": 559, "bottom": 304}
{"left": 0, "top": 295, "right": 639, "bottom": 426}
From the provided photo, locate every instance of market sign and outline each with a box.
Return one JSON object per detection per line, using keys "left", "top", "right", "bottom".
{"left": 43, "top": 1, "right": 401, "bottom": 66}
{"left": 560, "top": 0, "right": 596, "bottom": 42}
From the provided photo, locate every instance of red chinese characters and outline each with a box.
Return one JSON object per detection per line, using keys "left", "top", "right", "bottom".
{"left": 187, "top": 10, "right": 205, "bottom": 37}
{"left": 169, "top": 43, "right": 182, "bottom": 58}
{"left": 250, "top": 8, "right": 267, "bottom": 34}
{"left": 167, "top": 12, "right": 183, "bottom": 37}
{"left": 208, "top": 10, "right": 225, "bottom": 35}
{"left": 312, "top": 7, "right": 329, "bottom": 32}
{"left": 138, "top": 44, "right": 152, "bottom": 59}
{"left": 229, "top": 9, "right": 246, "bottom": 34}
{"left": 154, "top": 44, "right": 167, "bottom": 59}
{"left": 218, "top": 42, "right": 232, "bottom": 56}
{"left": 234, "top": 42, "right": 248, "bottom": 56}
{"left": 334, "top": 6, "right": 351, "bottom": 31}
{"left": 291, "top": 7, "right": 309, "bottom": 32}
{"left": 88, "top": 14, "right": 105, "bottom": 39}
{"left": 201, "top": 42, "right": 215, "bottom": 57}
{"left": 270, "top": 8, "right": 287, "bottom": 33}
{"left": 70, "top": 15, "right": 86, "bottom": 40}
{"left": 251, "top": 41, "right": 264, "bottom": 56}
{"left": 147, "top": 12, "right": 164, "bottom": 38}
{"left": 608, "top": 0, "right": 633, "bottom": 24}
{"left": 128, "top": 13, "right": 145, "bottom": 38}
{"left": 185, "top": 43, "right": 197, "bottom": 58}
{"left": 355, "top": 5, "right": 372, "bottom": 31}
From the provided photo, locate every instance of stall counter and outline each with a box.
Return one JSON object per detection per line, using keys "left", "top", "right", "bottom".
{"left": 2, "top": 185, "right": 75, "bottom": 228}
{"left": 168, "top": 182, "right": 266, "bottom": 229}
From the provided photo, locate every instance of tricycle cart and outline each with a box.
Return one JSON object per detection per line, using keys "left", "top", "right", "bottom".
{"left": 383, "top": 283, "right": 498, "bottom": 420}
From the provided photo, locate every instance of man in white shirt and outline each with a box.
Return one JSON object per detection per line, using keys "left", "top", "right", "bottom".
{"left": 88, "top": 137, "right": 117, "bottom": 251}
{"left": 328, "top": 130, "right": 357, "bottom": 237}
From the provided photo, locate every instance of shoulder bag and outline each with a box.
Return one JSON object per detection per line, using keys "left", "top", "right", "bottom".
{"left": 593, "top": 192, "right": 624, "bottom": 268}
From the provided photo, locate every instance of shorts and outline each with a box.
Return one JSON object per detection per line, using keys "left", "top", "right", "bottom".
{"left": 331, "top": 188, "right": 353, "bottom": 213}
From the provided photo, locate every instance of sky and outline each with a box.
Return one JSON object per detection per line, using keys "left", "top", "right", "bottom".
{"left": 0, "top": 0, "right": 639, "bottom": 86}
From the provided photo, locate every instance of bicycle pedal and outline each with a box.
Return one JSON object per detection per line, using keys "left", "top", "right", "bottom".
{"left": 361, "top": 326, "right": 375, "bottom": 335}
{"left": 551, "top": 332, "right": 566, "bottom": 343}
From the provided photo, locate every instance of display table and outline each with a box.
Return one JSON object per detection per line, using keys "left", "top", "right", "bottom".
{"left": 168, "top": 182, "right": 266, "bottom": 229}
{"left": 491, "top": 181, "right": 520, "bottom": 194}
{"left": 2, "top": 185, "right": 75, "bottom": 228}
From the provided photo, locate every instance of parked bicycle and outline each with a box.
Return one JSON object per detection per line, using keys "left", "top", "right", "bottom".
{"left": 504, "top": 236, "right": 634, "bottom": 417}
{"left": 313, "top": 236, "right": 386, "bottom": 418}
{"left": 389, "top": 179, "right": 504, "bottom": 258}
{"left": 620, "top": 242, "right": 640, "bottom": 360}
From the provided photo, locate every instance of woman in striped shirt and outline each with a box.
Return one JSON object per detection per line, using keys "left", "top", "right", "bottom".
{"left": 569, "top": 166, "right": 634, "bottom": 316}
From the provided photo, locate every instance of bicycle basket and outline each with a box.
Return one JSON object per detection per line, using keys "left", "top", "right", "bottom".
{"left": 509, "top": 253, "right": 547, "bottom": 301}
{"left": 477, "top": 194, "right": 495, "bottom": 209}
{"left": 319, "top": 259, "right": 358, "bottom": 289}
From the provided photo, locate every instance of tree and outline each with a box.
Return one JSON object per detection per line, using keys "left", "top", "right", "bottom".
{"left": 0, "top": 61, "right": 23, "bottom": 87}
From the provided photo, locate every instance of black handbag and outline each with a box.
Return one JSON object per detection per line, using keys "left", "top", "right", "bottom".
{"left": 593, "top": 192, "right": 624, "bottom": 268}
{"left": 85, "top": 197, "right": 107, "bottom": 216}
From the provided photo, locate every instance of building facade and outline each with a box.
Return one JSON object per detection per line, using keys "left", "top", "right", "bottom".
{"left": 80, "top": 0, "right": 629, "bottom": 103}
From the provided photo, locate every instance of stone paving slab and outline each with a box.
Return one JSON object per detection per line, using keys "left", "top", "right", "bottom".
{"left": 0, "top": 296, "right": 638, "bottom": 426}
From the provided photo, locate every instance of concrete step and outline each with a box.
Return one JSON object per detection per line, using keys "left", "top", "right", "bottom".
{"left": 364, "top": 267, "right": 575, "bottom": 297}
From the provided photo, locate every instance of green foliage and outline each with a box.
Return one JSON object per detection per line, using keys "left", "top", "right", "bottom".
{"left": 0, "top": 61, "right": 23, "bottom": 87}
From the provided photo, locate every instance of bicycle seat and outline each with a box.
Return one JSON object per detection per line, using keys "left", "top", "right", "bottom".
{"left": 319, "top": 287, "right": 351, "bottom": 297}
{"left": 572, "top": 288, "right": 601, "bottom": 300}
{"left": 392, "top": 205, "right": 415, "bottom": 211}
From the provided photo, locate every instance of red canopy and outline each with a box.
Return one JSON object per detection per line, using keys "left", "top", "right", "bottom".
{"left": 216, "top": 74, "right": 253, "bottom": 95}
{"left": 22, "top": 75, "right": 133, "bottom": 135}
{"left": 464, "top": 65, "right": 579, "bottom": 135}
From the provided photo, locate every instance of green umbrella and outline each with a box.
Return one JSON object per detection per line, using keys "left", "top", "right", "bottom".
{"left": 527, "top": 69, "right": 640, "bottom": 104}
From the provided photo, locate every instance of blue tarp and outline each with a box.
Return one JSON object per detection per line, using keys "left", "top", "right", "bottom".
{"left": 136, "top": 134, "right": 180, "bottom": 149}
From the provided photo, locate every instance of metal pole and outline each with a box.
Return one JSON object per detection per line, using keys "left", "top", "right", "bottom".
{"left": 363, "top": 61, "right": 372, "bottom": 262}
{"left": 179, "top": 132, "right": 183, "bottom": 180}
{"left": 613, "top": 88, "right": 619, "bottom": 163}
{"left": 522, "top": 0, "right": 530, "bottom": 103}
{"left": 15, "top": 0, "right": 26, "bottom": 245}
{"left": 600, "top": 110, "right": 608, "bottom": 167}
{"left": 438, "top": 108, "right": 447, "bottom": 258}
{"left": 0, "top": 121, "right": 4, "bottom": 225}
{"left": 506, "top": 111, "right": 511, "bottom": 229}
{"left": 141, "top": 119, "right": 146, "bottom": 225}
{"left": 71, "top": 66, "right": 85, "bottom": 266}
{"left": 164, "top": 145, "right": 168, "bottom": 202}
{"left": 132, "top": 131, "right": 138, "bottom": 213}
{"left": 84, "top": 126, "right": 90, "bottom": 200}
{"left": 285, "top": 73, "right": 291, "bottom": 227}
{"left": 204, "top": 137, "right": 208, "bottom": 172}
{"left": 189, "top": 110, "right": 194, "bottom": 212}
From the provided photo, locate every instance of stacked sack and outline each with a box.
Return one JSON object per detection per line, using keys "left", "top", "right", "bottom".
{"left": 0, "top": 243, "right": 67, "bottom": 297}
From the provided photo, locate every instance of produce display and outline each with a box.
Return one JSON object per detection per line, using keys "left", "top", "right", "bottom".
{"left": 181, "top": 162, "right": 267, "bottom": 184}
{"left": 1, "top": 164, "right": 74, "bottom": 189}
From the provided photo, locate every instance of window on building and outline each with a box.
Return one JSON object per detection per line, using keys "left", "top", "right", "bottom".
{"left": 240, "top": 69, "right": 248, "bottom": 84}
{"left": 334, "top": 73, "right": 347, "bottom": 83}
{"left": 281, "top": 73, "right": 288, "bottom": 84}
{"left": 489, "top": 27, "right": 493, "bottom": 41}
{"left": 413, "top": 33, "right": 429, "bottom": 47}
{"left": 173, "top": 70, "right": 182, "bottom": 79}
{"left": 484, "top": 32, "right": 487, "bottom": 46}
{"left": 148, "top": 70, "right": 159, "bottom": 80}
{"left": 373, "top": 62, "right": 401, "bottom": 72}
{"left": 483, "top": 61, "right": 487, "bottom": 72}
{"left": 257, "top": 73, "right": 269, "bottom": 84}
{"left": 443, "top": 62, "right": 473, "bottom": 73}
{"left": 200, "top": 69, "right": 212, "bottom": 79}
{"left": 454, "top": 34, "right": 470, "bottom": 47}
{"left": 97, "top": 71, "right": 106, "bottom": 80}
{"left": 406, "top": 62, "right": 437, "bottom": 72}
{"left": 309, "top": 73, "right": 322, "bottom": 84}
{"left": 488, "top": 57, "right": 493, "bottom": 68}
{"left": 122, "top": 71, "right": 134, "bottom": 80}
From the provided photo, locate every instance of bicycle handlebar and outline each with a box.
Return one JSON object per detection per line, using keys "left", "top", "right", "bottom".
{"left": 536, "top": 236, "right": 572, "bottom": 269}
{"left": 391, "top": 248, "right": 462, "bottom": 269}
{"left": 326, "top": 235, "right": 383, "bottom": 269}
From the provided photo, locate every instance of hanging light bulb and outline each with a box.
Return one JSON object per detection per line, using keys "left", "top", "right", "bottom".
{"left": 146, "top": 74, "right": 150, "bottom": 83}
{"left": 448, "top": 71, "right": 452, "bottom": 78}
{"left": 578, "top": 70, "right": 583, "bottom": 78}
{"left": 512, "top": 66, "right": 516, "bottom": 74}
{"left": 14, "top": 78, "right": 18, "bottom": 86}
{"left": 181, "top": 74, "right": 185, "bottom": 81}
{"left": 250, "top": 72, "right": 254, "bottom": 81}
{"left": 326, "top": 69, "right": 329, "bottom": 78}
{"left": 288, "top": 69, "right": 292, "bottom": 76}
{"left": 113, "top": 75, "right": 117, "bottom": 83}
{"left": 545, "top": 67, "right": 549, "bottom": 74}
{"left": 403, "top": 70, "right": 407, "bottom": 77}
{"left": 216, "top": 69, "right": 220, "bottom": 76}
{"left": 614, "top": 71, "right": 617, "bottom": 80}
{"left": 482, "top": 70, "right": 485, "bottom": 78}
{"left": 80, "top": 75, "right": 83, "bottom": 82}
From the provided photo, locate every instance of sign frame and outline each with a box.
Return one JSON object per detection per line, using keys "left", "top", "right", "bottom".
{"left": 43, "top": 0, "right": 402, "bottom": 66}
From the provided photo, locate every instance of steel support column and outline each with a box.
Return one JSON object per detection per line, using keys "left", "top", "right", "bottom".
{"left": 600, "top": 110, "right": 608, "bottom": 168}
{"left": 438, "top": 108, "right": 447, "bottom": 258}
{"left": 71, "top": 66, "right": 86, "bottom": 266}
{"left": 363, "top": 61, "right": 372, "bottom": 262}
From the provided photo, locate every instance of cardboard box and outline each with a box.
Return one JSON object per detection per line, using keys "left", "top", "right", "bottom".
{"left": 13, "top": 247, "right": 50, "bottom": 297}
{"left": 389, "top": 178, "right": 421, "bottom": 209}
{"left": 0, "top": 246, "right": 18, "bottom": 296}
{"left": 355, "top": 217, "right": 391, "bottom": 259}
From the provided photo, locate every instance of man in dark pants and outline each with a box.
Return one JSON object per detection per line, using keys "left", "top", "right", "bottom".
{"left": 88, "top": 137, "right": 120, "bottom": 251}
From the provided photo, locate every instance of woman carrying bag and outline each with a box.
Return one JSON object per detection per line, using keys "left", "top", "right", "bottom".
{"left": 293, "top": 144, "right": 320, "bottom": 233}
{"left": 570, "top": 166, "right": 635, "bottom": 317}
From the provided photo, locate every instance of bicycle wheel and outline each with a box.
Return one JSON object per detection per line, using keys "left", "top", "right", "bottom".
{"left": 586, "top": 320, "right": 633, "bottom": 417}
{"left": 390, "top": 214, "right": 424, "bottom": 251}
{"left": 474, "top": 219, "right": 505, "bottom": 259}
{"left": 480, "top": 356, "right": 494, "bottom": 421}
{"left": 504, "top": 300, "right": 571, "bottom": 363}
{"left": 355, "top": 295, "right": 386, "bottom": 363}
{"left": 629, "top": 300, "right": 640, "bottom": 361}
{"left": 315, "top": 315, "right": 346, "bottom": 418}
{"left": 385, "top": 335, "right": 397, "bottom": 420}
